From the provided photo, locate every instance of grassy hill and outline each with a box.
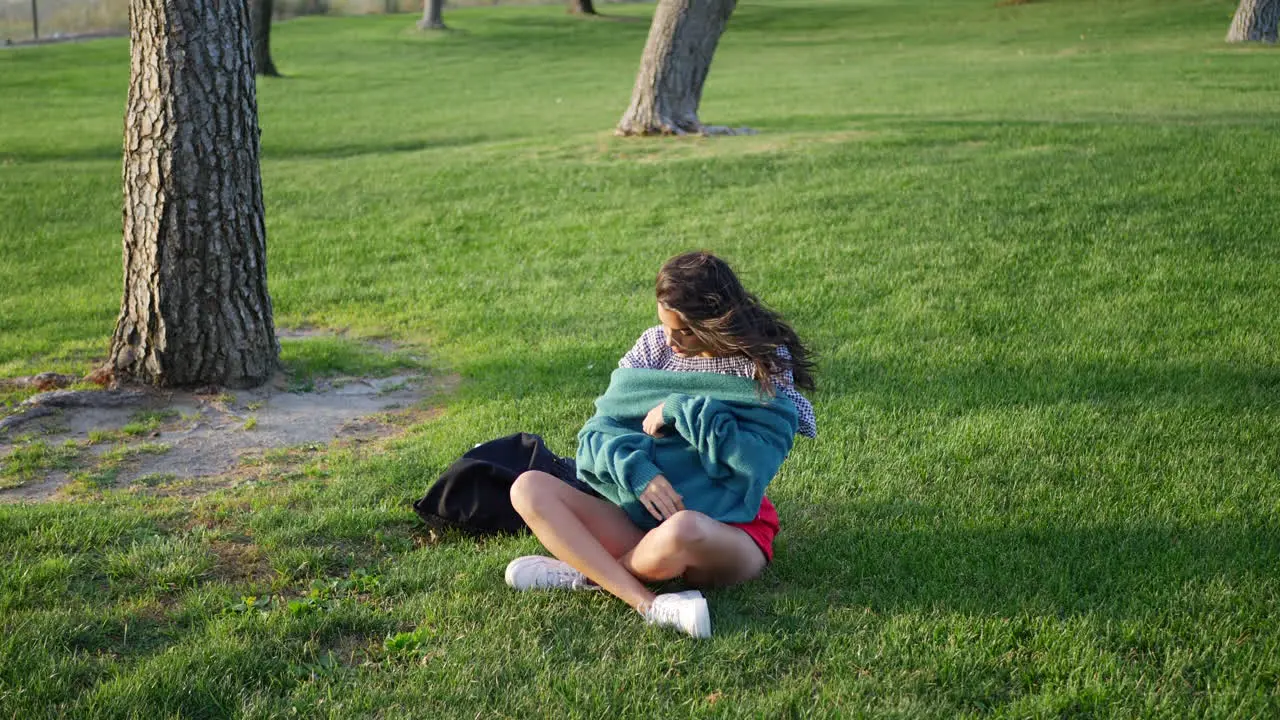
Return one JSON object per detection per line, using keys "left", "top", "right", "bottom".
{"left": 1, "top": 1, "right": 1278, "bottom": 716}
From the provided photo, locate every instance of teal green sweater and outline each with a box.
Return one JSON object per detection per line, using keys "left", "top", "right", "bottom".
{"left": 576, "top": 368, "right": 799, "bottom": 530}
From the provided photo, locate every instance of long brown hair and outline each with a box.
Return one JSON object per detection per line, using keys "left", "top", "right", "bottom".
{"left": 655, "top": 251, "right": 816, "bottom": 395}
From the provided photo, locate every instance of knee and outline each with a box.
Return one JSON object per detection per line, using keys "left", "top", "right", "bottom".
{"left": 509, "top": 470, "right": 554, "bottom": 518}
{"left": 658, "top": 510, "right": 710, "bottom": 550}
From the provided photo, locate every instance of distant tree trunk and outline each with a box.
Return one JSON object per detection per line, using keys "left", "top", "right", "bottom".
{"left": 251, "top": 0, "right": 280, "bottom": 77}
{"left": 567, "top": 0, "right": 596, "bottom": 15}
{"left": 113, "top": 0, "right": 279, "bottom": 389}
{"left": 616, "top": 0, "right": 737, "bottom": 136}
{"left": 419, "top": 0, "right": 446, "bottom": 29}
{"left": 1226, "top": 0, "right": 1279, "bottom": 42}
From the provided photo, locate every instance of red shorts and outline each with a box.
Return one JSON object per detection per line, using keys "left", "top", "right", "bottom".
{"left": 727, "top": 496, "right": 779, "bottom": 563}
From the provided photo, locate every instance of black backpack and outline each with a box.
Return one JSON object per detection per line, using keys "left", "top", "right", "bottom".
{"left": 412, "top": 433, "right": 595, "bottom": 536}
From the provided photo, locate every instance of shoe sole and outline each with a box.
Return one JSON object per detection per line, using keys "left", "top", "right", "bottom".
{"left": 688, "top": 597, "right": 712, "bottom": 639}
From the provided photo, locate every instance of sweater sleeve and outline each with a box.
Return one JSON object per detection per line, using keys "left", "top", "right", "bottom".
{"left": 576, "top": 419, "right": 665, "bottom": 513}
{"left": 659, "top": 393, "right": 797, "bottom": 514}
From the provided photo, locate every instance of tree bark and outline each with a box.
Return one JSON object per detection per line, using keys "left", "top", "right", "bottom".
{"left": 567, "top": 0, "right": 597, "bottom": 16}
{"left": 113, "top": 0, "right": 279, "bottom": 389}
{"left": 616, "top": 0, "right": 737, "bottom": 136}
{"left": 419, "top": 0, "right": 446, "bottom": 30}
{"left": 251, "top": 0, "right": 280, "bottom": 77}
{"left": 1226, "top": 0, "right": 1279, "bottom": 42}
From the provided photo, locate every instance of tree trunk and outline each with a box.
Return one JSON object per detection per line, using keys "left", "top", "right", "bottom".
{"left": 616, "top": 0, "right": 737, "bottom": 136}
{"left": 567, "top": 0, "right": 596, "bottom": 15}
{"left": 1226, "top": 0, "right": 1279, "bottom": 42}
{"left": 419, "top": 0, "right": 446, "bottom": 30}
{"left": 251, "top": 0, "right": 280, "bottom": 77}
{"left": 113, "top": 0, "right": 279, "bottom": 389}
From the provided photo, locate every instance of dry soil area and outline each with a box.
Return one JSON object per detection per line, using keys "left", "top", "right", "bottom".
{"left": 0, "top": 371, "right": 449, "bottom": 502}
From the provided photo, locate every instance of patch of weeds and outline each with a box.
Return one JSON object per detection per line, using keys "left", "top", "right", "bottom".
{"left": 87, "top": 429, "right": 118, "bottom": 445}
{"left": 214, "top": 393, "right": 236, "bottom": 405}
{"left": 101, "top": 442, "right": 171, "bottom": 464}
{"left": 371, "top": 409, "right": 421, "bottom": 428}
{"left": 134, "top": 472, "right": 177, "bottom": 487}
{"left": 382, "top": 625, "right": 437, "bottom": 661}
{"left": 105, "top": 534, "right": 215, "bottom": 592}
{"left": 119, "top": 423, "right": 151, "bottom": 437}
{"left": 246, "top": 401, "right": 264, "bottom": 411}
{"left": 66, "top": 466, "right": 120, "bottom": 493}
{"left": 121, "top": 409, "right": 179, "bottom": 437}
{"left": 1, "top": 439, "right": 80, "bottom": 488}
{"left": 376, "top": 381, "right": 409, "bottom": 395}
{"left": 373, "top": 530, "right": 413, "bottom": 554}
{"left": 332, "top": 568, "right": 381, "bottom": 596}
{"left": 242, "top": 416, "right": 258, "bottom": 431}
{"left": 75, "top": 442, "right": 174, "bottom": 489}
{"left": 240, "top": 443, "right": 321, "bottom": 468}
{"left": 289, "top": 651, "right": 342, "bottom": 682}
{"left": 225, "top": 594, "right": 273, "bottom": 617}
{"left": 288, "top": 581, "right": 341, "bottom": 616}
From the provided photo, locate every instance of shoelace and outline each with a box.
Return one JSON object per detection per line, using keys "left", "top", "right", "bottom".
{"left": 645, "top": 600, "right": 680, "bottom": 625}
{"left": 535, "top": 566, "right": 586, "bottom": 589}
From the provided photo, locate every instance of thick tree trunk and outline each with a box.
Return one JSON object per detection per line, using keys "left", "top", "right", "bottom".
{"left": 113, "top": 0, "right": 279, "bottom": 389}
{"left": 419, "top": 0, "right": 446, "bottom": 30}
{"left": 1226, "top": 0, "right": 1279, "bottom": 42}
{"left": 616, "top": 0, "right": 737, "bottom": 136}
{"left": 567, "top": 0, "right": 596, "bottom": 16}
{"left": 251, "top": 0, "right": 280, "bottom": 77}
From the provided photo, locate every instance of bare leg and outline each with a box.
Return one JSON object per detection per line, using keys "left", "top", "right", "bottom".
{"left": 509, "top": 471, "right": 654, "bottom": 610}
{"left": 621, "top": 510, "right": 767, "bottom": 588}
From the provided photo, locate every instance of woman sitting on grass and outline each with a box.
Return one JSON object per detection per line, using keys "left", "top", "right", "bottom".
{"left": 505, "top": 251, "right": 817, "bottom": 639}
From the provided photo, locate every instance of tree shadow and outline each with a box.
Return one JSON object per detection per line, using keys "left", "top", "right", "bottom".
{"left": 736, "top": 112, "right": 1280, "bottom": 136}
{"left": 457, "top": 336, "right": 1280, "bottom": 416}
{"left": 264, "top": 134, "right": 492, "bottom": 160}
{"left": 733, "top": 500, "right": 1279, "bottom": 629}
{"left": 0, "top": 146, "right": 121, "bottom": 164}
{"left": 821, "top": 353, "right": 1280, "bottom": 414}
{"left": 582, "top": 13, "right": 648, "bottom": 24}
{"left": 728, "top": 2, "right": 875, "bottom": 34}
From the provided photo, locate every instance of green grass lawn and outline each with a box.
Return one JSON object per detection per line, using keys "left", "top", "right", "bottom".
{"left": 2, "top": 0, "right": 1279, "bottom": 716}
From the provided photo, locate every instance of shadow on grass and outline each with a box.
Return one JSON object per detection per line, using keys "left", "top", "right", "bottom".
{"left": 751, "top": 506, "right": 1279, "bottom": 629}
{"left": 0, "top": 135, "right": 493, "bottom": 165}
{"left": 448, "top": 346, "right": 1279, "bottom": 625}
{"left": 460, "top": 341, "right": 1280, "bottom": 414}
{"left": 823, "top": 354, "right": 1280, "bottom": 412}
{"left": 264, "top": 134, "right": 493, "bottom": 161}
{"left": 740, "top": 113, "right": 1280, "bottom": 137}
{"left": 0, "top": 147, "right": 121, "bottom": 164}
{"left": 728, "top": 2, "right": 875, "bottom": 35}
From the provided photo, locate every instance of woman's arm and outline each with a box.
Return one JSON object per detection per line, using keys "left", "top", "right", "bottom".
{"left": 655, "top": 394, "right": 797, "bottom": 520}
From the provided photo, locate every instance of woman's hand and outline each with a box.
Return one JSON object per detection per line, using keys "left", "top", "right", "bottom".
{"left": 643, "top": 402, "right": 666, "bottom": 437}
{"left": 639, "top": 474, "right": 684, "bottom": 522}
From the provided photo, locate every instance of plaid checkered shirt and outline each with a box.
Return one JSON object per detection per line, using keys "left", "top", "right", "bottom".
{"left": 617, "top": 326, "right": 817, "bottom": 439}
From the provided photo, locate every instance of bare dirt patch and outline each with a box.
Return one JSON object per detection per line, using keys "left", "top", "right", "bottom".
{"left": 0, "top": 369, "right": 457, "bottom": 503}
{"left": 208, "top": 539, "right": 274, "bottom": 584}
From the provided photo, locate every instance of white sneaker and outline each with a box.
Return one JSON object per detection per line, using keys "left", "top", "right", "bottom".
{"left": 504, "top": 555, "right": 597, "bottom": 591}
{"left": 643, "top": 591, "right": 712, "bottom": 639}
